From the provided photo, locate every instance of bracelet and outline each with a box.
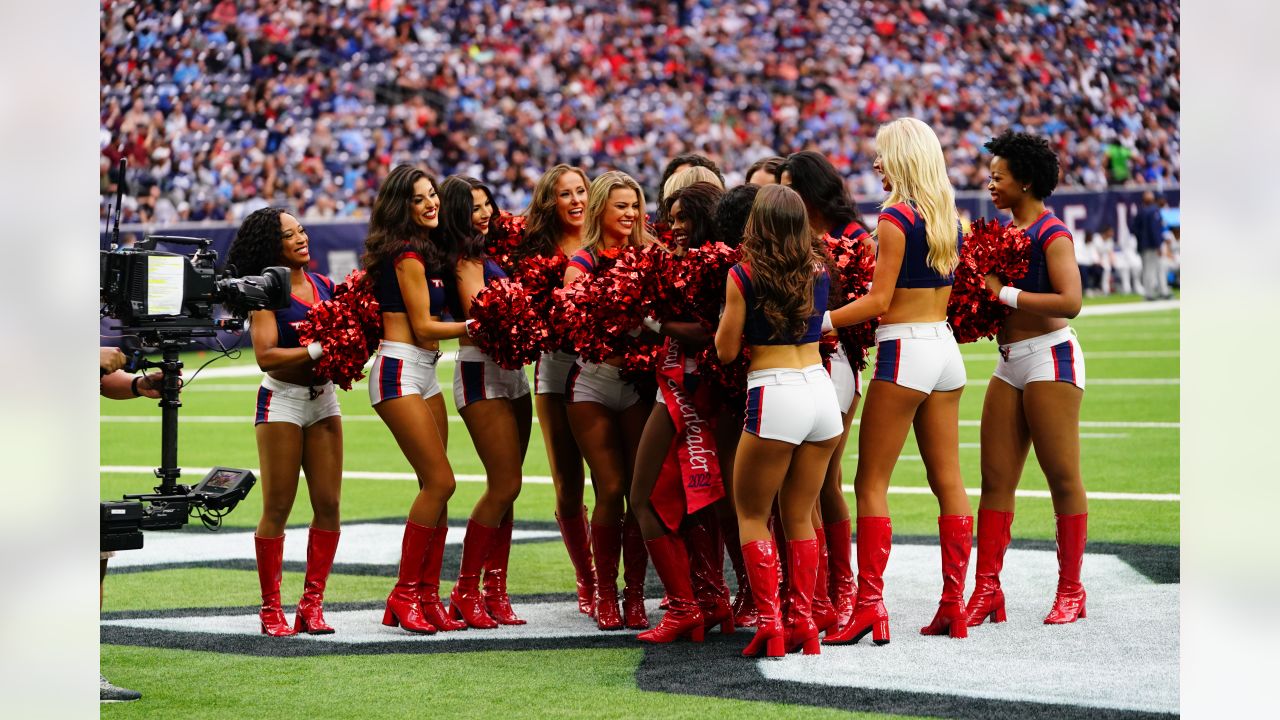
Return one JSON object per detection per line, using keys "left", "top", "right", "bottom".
{"left": 998, "top": 286, "right": 1022, "bottom": 309}
{"left": 307, "top": 341, "right": 323, "bottom": 360}
{"left": 130, "top": 375, "right": 143, "bottom": 397}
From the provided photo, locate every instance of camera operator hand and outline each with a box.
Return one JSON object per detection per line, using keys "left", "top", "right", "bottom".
{"left": 100, "top": 347, "right": 127, "bottom": 375}
{"left": 99, "top": 366, "right": 168, "bottom": 400}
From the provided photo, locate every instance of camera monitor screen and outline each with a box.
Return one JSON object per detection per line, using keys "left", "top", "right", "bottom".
{"left": 146, "top": 255, "right": 185, "bottom": 316}
{"left": 203, "top": 469, "right": 241, "bottom": 492}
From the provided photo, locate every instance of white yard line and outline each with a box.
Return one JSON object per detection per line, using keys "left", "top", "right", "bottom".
{"left": 1076, "top": 299, "right": 1179, "bottom": 316}
{"left": 100, "top": 465, "right": 1179, "bottom": 502}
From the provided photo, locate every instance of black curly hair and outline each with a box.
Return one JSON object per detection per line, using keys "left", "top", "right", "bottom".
{"left": 664, "top": 181, "right": 724, "bottom": 250}
{"left": 776, "top": 150, "right": 864, "bottom": 235}
{"left": 984, "top": 130, "right": 1061, "bottom": 200}
{"left": 225, "top": 207, "right": 285, "bottom": 277}
{"left": 714, "top": 184, "right": 760, "bottom": 250}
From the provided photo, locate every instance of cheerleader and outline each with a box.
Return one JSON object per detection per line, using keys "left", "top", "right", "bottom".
{"left": 823, "top": 118, "right": 973, "bottom": 645}
{"left": 967, "top": 130, "right": 1088, "bottom": 627}
{"left": 364, "top": 164, "right": 470, "bottom": 634}
{"left": 563, "top": 171, "right": 653, "bottom": 631}
{"left": 228, "top": 208, "right": 343, "bottom": 637}
{"left": 437, "top": 176, "right": 533, "bottom": 627}
{"left": 629, "top": 182, "right": 737, "bottom": 643}
{"left": 716, "top": 184, "right": 843, "bottom": 657}
{"left": 744, "top": 156, "right": 784, "bottom": 186}
{"left": 777, "top": 149, "right": 872, "bottom": 631}
{"left": 514, "top": 165, "right": 598, "bottom": 618}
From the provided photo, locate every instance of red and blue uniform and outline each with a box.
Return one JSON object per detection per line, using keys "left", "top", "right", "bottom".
{"left": 879, "top": 202, "right": 962, "bottom": 288}
{"left": 274, "top": 273, "right": 335, "bottom": 348}
{"left": 254, "top": 272, "right": 342, "bottom": 427}
{"left": 1008, "top": 210, "right": 1073, "bottom": 294}
{"left": 373, "top": 243, "right": 451, "bottom": 317}
{"left": 728, "top": 262, "right": 830, "bottom": 345}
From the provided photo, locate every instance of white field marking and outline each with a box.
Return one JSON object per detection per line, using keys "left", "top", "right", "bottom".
{"left": 101, "top": 416, "right": 1180, "bottom": 429}
{"left": 960, "top": 350, "right": 1178, "bottom": 361}
{"left": 104, "top": 543, "right": 1179, "bottom": 715}
{"left": 100, "top": 466, "right": 1177, "bottom": 502}
{"left": 1075, "top": 298, "right": 1179, "bottom": 316}
{"left": 963, "top": 378, "right": 1178, "bottom": 386}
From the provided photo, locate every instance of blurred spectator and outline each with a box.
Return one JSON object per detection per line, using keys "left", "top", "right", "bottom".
{"left": 1075, "top": 231, "right": 1102, "bottom": 297}
{"left": 100, "top": 1, "right": 1180, "bottom": 224}
{"left": 1129, "top": 191, "right": 1170, "bottom": 300}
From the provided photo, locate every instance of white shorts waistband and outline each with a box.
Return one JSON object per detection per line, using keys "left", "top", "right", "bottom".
{"left": 998, "top": 326, "right": 1077, "bottom": 361}
{"left": 456, "top": 344, "right": 493, "bottom": 363}
{"left": 747, "top": 364, "right": 828, "bottom": 387}
{"left": 377, "top": 340, "right": 442, "bottom": 366}
{"left": 875, "top": 321, "right": 953, "bottom": 342}
{"left": 261, "top": 375, "right": 335, "bottom": 399}
{"left": 574, "top": 358, "right": 624, "bottom": 380}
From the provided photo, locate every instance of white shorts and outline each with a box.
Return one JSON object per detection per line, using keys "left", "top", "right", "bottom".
{"left": 870, "top": 321, "right": 966, "bottom": 394}
{"left": 827, "top": 345, "right": 862, "bottom": 414}
{"left": 255, "top": 375, "right": 342, "bottom": 427}
{"left": 534, "top": 350, "right": 578, "bottom": 395}
{"left": 453, "top": 345, "right": 531, "bottom": 409}
{"left": 743, "top": 365, "right": 843, "bottom": 445}
{"left": 368, "top": 341, "right": 443, "bottom": 405}
{"left": 993, "top": 326, "right": 1086, "bottom": 391}
{"left": 565, "top": 359, "right": 641, "bottom": 412}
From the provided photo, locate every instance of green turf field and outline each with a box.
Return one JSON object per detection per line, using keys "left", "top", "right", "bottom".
{"left": 100, "top": 301, "right": 1178, "bottom": 718}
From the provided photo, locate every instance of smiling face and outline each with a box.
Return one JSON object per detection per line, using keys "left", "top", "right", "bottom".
{"left": 277, "top": 213, "right": 310, "bottom": 268}
{"left": 986, "top": 156, "right": 1023, "bottom": 211}
{"left": 554, "top": 171, "right": 588, "bottom": 231}
{"left": 410, "top": 177, "right": 439, "bottom": 228}
{"left": 872, "top": 155, "right": 891, "bottom": 192}
{"left": 601, "top": 187, "right": 640, "bottom": 244}
{"left": 669, "top": 198, "right": 689, "bottom": 246}
{"left": 470, "top": 187, "right": 494, "bottom": 235}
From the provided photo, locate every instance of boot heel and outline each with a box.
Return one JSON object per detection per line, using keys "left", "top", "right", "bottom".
{"left": 801, "top": 637, "right": 821, "bottom": 655}
{"left": 872, "top": 619, "right": 890, "bottom": 645}
{"left": 689, "top": 625, "right": 706, "bottom": 643}
{"left": 1079, "top": 602, "right": 1086, "bottom": 619}
{"left": 294, "top": 615, "right": 307, "bottom": 633}
{"left": 719, "top": 618, "right": 735, "bottom": 635}
{"left": 382, "top": 607, "right": 400, "bottom": 628}
{"left": 992, "top": 606, "right": 1007, "bottom": 623}
{"left": 949, "top": 618, "right": 968, "bottom": 639}
{"left": 765, "top": 635, "right": 784, "bottom": 658}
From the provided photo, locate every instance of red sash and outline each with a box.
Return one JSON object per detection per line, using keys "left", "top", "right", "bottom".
{"left": 650, "top": 338, "right": 724, "bottom": 532}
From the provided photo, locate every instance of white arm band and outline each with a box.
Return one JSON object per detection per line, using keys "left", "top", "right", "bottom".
{"left": 642, "top": 316, "right": 663, "bottom": 333}
{"left": 306, "top": 341, "right": 323, "bottom": 360}
{"left": 821, "top": 311, "right": 834, "bottom": 334}
{"left": 998, "top": 286, "right": 1022, "bottom": 309}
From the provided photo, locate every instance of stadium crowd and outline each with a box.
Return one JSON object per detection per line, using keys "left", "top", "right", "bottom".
{"left": 100, "top": 0, "right": 1179, "bottom": 224}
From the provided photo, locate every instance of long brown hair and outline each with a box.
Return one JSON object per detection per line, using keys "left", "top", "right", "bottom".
{"left": 362, "top": 164, "right": 443, "bottom": 287}
{"left": 515, "top": 164, "right": 589, "bottom": 263}
{"left": 741, "top": 185, "right": 824, "bottom": 341}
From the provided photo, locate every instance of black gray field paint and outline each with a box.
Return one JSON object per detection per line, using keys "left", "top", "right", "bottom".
{"left": 102, "top": 522, "right": 1178, "bottom": 719}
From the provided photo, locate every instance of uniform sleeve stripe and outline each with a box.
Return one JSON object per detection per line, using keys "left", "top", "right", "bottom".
{"left": 394, "top": 252, "right": 424, "bottom": 267}
{"left": 880, "top": 208, "right": 908, "bottom": 235}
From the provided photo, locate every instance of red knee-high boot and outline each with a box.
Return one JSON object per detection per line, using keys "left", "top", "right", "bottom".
{"left": 965, "top": 508, "right": 1013, "bottom": 626}
{"left": 382, "top": 521, "right": 437, "bottom": 634}
{"left": 811, "top": 528, "right": 839, "bottom": 633}
{"left": 784, "top": 539, "right": 821, "bottom": 654}
{"left": 740, "top": 540, "right": 785, "bottom": 658}
{"left": 295, "top": 528, "right": 340, "bottom": 634}
{"left": 824, "top": 517, "right": 891, "bottom": 646}
{"left": 484, "top": 517, "right": 526, "bottom": 625}
{"left": 724, "top": 519, "right": 757, "bottom": 628}
{"left": 824, "top": 518, "right": 856, "bottom": 628}
{"left": 921, "top": 515, "right": 973, "bottom": 639}
{"left": 556, "top": 508, "right": 596, "bottom": 617}
{"left": 621, "top": 513, "right": 650, "bottom": 630}
{"left": 420, "top": 523, "right": 466, "bottom": 631}
{"left": 450, "top": 519, "right": 500, "bottom": 629}
{"left": 637, "top": 534, "right": 705, "bottom": 643}
{"left": 255, "top": 534, "right": 297, "bottom": 637}
{"left": 590, "top": 522, "right": 624, "bottom": 630}
{"left": 1045, "top": 513, "right": 1088, "bottom": 624}
{"left": 684, "top": 519, "right": 735, "bottom": 634}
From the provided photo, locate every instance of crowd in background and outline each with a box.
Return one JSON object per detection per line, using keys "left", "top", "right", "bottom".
{"left": 100, "top": 0, "right": 1179, "bottom": 224}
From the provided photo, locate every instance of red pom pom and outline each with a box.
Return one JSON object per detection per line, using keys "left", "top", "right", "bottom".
{"left": 555, "top": 245, "right": 666, "bottom": 363}
{"left": 824, "top": 234, "right": 878, "bottom": 371}
{"left": 485, "top": 213, "right": 528, "bottom": 274}
{"left": 696, "top": 345, "right": 751, "bottom": 413}
{"left": 467, "top": 252, "right": 571, "bottom": 368}
{"left": 947, "top": 219, "right": 1033, "bottom": 344}
{"left": 294, "top": 270, "right": 383, "bottom": 390}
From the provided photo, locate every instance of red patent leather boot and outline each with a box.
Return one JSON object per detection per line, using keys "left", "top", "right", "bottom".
{"left": 254, "top": 534, "right": 297, "bottom": 637}
{"left": 590, "top": 522, "right": 624, "bottom": 630}
{"left": 685, "top": 519, "right": 735, "bottom": 634}
{"left": 824, "top": 518, "right": 856, "bottom": 627}
{"left": 449, "top": 519, "right": 500, "bottom": 629}
{"left": 811, "top": 527, "right": 839, "bottom": 634}
{"left": 294, "top": 527, "right": 340, "bottom": 634}
{"left": 824, "top": 516, "right": 891, "bottom": 646}
{"left": 784, "top": 539, "right": 821, "bottom": 655}
{"left": 556, "top": 508, "right": 596, "bottom": 617}
{"left": 1045, "top": 513, "right": 1088, "bottom": 624}
{"left": 740, "top": 540, "right": 784, "bottom": 658}
{"left": 420, "top": 523, "right": 466, "bottom": 631}
{"left": 382, "top": 521, "right": 437, "bottom": 634}
{"left": 483, "top": 517, "right": 526, "bottom": 625}
{"left": 724, "top": 518, "right": 758, "bottom": 628}
{"left": 965, "top": 508, "right": 1013, "bottom": 627}
{"left": 920, "top": 515, "right": 973, "bottom": 639}
{"left": 636, "top": 534, "right": 705, "bottom": 644}
{"left": 621, "top": 513, "right": 650, "bottom": 630}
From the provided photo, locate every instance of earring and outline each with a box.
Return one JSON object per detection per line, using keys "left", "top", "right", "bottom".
{"left": 1022, "top": 186, "right": 1029, "bottom": 192}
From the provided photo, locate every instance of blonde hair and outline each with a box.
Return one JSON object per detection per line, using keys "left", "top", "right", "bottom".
{"left": 583, "top": 171, "right": 650, "bottom": 253}
{"left": 662, "top": 166, "right": 723, "bottom": 202}
{"left": 875, "top": 117, "right": 959, "bottom": 276}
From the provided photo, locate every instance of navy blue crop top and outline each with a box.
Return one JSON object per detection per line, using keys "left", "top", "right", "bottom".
{"left": 728, "top": 262, "right": 830, "bottom": 345}
{"left": 880, "top": 202, "right": 962, "bottom": 288}
{"left": 373, "top": 244, "right": 450, "bottom": 317}
{"left": 446, "top": 257, "right": 507, "bottom": 319}
{"left": 1008, "top": 210, "right": 1073, "bottom": 294}
{"left": 833, "top": 220, "right": 871, "bottom": 244}
{"left": 275, "top": 272, "right": 335, "bottom": 348}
